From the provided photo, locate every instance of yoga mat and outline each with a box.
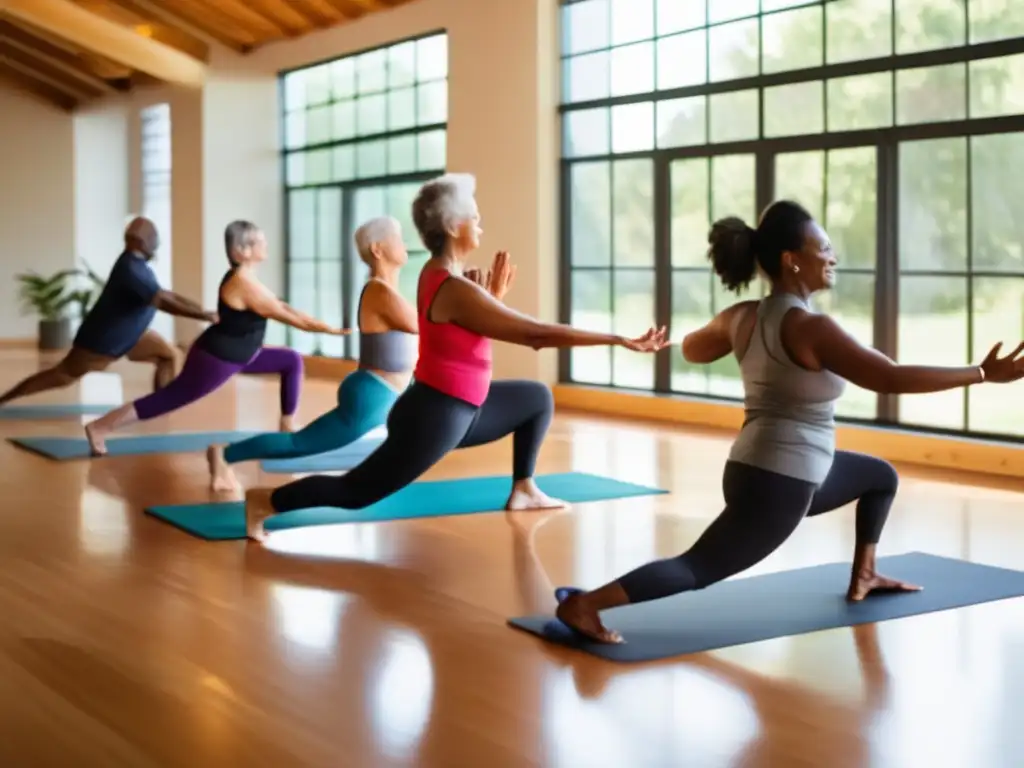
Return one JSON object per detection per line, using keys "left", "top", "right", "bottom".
{"left": 259, "top": 432, "right": 386, "bottom": 473}
{"left": 145, "top": 471, "right": 667, "bottom": 540}
{"left": 508, "top": 552, "right": 1024, "bottom": 663}
{"left": 8, "top": 431, "right": 261, "bottom": 460}
{"left": 0, "top": 403, "right": 119, "bottom": 420}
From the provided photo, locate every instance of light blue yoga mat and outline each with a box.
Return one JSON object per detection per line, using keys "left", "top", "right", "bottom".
{"left": 508, "top": 552, "right": 1024, "bottom": 663}
{"left": 145, "top": 472, "right": 668, "bottom": 540}
{"left": 259, "top": 433, "right": 387, "bottom": 473}
{"left": 0, "top": 403, "right": 119, "bottom": 420}
{"left": 8, "top": 431, "right": 261, "bottom": 460}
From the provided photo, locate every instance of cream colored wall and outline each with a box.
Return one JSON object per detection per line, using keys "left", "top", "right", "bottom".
{"left": 0, "top": 84, "right": 76, "bottom": 340}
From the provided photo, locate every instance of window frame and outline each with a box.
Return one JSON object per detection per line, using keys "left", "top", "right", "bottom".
{"left": 558, "top": 0, "right": 1024, "bottom": 443}
{"left": 278, "top": 29, "right": 448, "bottom": 358}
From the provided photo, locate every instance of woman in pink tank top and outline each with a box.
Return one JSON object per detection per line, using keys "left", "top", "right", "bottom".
{"left": 243, "top": 173, "right": 667, "bottom": 542}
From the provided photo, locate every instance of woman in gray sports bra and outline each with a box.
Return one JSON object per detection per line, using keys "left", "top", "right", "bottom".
{"left": 207, "top": 215, "right": 418, "bottom": 492}
{"left": 555, "top": 199, "right": 1024, "bottom": 644}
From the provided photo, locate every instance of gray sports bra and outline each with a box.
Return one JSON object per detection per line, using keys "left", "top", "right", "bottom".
{"left": 357, "top": 281, "right": 417, "bottom": 373}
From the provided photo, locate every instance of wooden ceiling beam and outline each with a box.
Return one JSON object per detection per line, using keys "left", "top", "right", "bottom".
{"left": 0, "top": 59, "right": 78, "bottom": 110}
{"left": 149, "top": 0, "right": 253, "bottom": 52}
{"left": 0, "top": 20, "right": 118, "bottom": 92}
{"left": 100, "top": 0, "right": 210, "bottom": 61}
{"left": 0, "top": 38, "right": 109, "bottom": 97}
{"left": 2, "top": 18, "right": 131, "bottom": 79}
{"left": 322, "top": 0, "right": 371, "bottom": 20}
{"left": 0, "top": 0, "right": 206, "bottom": 87}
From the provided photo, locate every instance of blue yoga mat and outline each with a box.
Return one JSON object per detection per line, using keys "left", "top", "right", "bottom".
{"left": 0, "top": 403, "right": 119, "bottom": 420}
{"left": 508, "top": 552, "right": 1024, "bottom": 663}
{"left": 145, "top": 472, "right": 667, "bottom": 540}
{"left": 259, "top": 433, "right": 387, "bottom": 474}
{"left": 8, "top": 431, "right": 261, "bottom": 460}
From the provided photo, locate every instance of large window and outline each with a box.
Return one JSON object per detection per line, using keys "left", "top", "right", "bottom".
{"left": 141, "top": 103, "right": 173, "bottom": 340}
{"left": 560, "top": 0, "right": 1024, "bottom": 438}
{"left": 281, "top": 32, "right": 448, "bottom": 357}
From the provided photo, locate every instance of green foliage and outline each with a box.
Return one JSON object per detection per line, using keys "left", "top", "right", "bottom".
{"left": 15, "top": 260, "right": 105, "bottom": 322}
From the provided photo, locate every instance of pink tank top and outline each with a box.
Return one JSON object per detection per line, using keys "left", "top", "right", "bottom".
{"left": 413, "top": 268, "right": 493, "bottom": 406}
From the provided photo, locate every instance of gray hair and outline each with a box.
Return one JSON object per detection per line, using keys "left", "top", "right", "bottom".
{"left": 224, "top": 220, "right": 261, "bottom": 264}
{"left": 353, "top": 216, "right": 400, "bottom": 265}
{"left": 411, "top": 173, "right": 477, "bottom": 256}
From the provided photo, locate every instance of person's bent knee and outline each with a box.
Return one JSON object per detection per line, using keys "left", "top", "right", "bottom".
{"left": 284, "top": 349, "right": 304, "bottom": 375}
{"left": 873, "top": 458, "right": 900, "bottom": 495}
{"left": 518, "top": 380, "right": 553, "bottom": 414}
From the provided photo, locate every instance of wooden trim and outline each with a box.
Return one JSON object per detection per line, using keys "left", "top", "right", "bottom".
{"left": 0, "top": 338, "right": 37, "bottom": 350}
{"left": 302, "top": 355, "right": 358, "bottom": 379}
{"left": 553, "top": 384, "right": 1024, "bottom": 480}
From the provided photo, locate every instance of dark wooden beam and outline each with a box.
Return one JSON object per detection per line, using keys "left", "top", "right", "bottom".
{"left": 0, "top": 61, "right": 78, "bottom": 110}
{"left": 0, "top": 40, "right": 105, "bottom": 98}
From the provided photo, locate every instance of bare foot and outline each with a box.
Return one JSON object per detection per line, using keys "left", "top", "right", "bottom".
{"left": 244, "top": 487, "right": 276, "bottom": 543}
{"left": 505, "top": 478, "right": 569, "bottom": 512}
{"left": 207, "top": 445, "right": 241, "bottom": 493}
{"left": 279, "top": 415, "right": 298, "bottom": 433}
{"left": 84, "top": 422, "right": 108, "bottom": 456}
{"left": 847, "top": 570, "right": 922, "bottom": 602}
{"left": 555, "top": 588, "right": 623, "bottom": 644}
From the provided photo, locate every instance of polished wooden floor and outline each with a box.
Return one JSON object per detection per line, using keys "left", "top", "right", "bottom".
{"left": 2, "top": 349, "right": 1024, "bottom": 767}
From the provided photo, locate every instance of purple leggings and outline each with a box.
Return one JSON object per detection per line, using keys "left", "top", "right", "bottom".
{"left": 133, "top": 345, "right": 304, "bottom": 421}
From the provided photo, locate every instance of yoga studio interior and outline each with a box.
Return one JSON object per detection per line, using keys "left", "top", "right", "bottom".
{"left": 3, "top": 0, "right": 1024, "bottom": 765}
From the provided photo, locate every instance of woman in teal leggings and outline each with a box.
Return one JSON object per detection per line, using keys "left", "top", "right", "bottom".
{"left": 207, "top": 216, "right": 418, "bottom": 492}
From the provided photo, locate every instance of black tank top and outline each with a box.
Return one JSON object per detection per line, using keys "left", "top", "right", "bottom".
{"left": 193, "top": 267, "right": 267, "bottom": 363}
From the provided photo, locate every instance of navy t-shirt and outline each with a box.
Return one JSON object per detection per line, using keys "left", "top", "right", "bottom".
{"left": 74, "top": 251, "right": 161, "bottom": 358}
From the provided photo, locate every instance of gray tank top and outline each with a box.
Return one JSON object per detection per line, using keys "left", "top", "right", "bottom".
{"left": 728, "top": 292, "right": 846, "bottom": 484}
{"left": 357, "top": 281, "right": 417, "bottom": 373}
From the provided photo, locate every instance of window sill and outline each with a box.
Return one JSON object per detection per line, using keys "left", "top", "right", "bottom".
{"left": 552, "top": 383, "right": 1024, "bottom": 481}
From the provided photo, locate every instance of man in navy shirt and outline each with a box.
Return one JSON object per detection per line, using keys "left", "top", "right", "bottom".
{"left": 0, "top": 217, "right": 216, "bottom": 406}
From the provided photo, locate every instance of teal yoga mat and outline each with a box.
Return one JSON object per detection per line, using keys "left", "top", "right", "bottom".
{"left": 145, "top": 472, "right": 668, "bottom": 540}
{"left": 508, "top": 552, "right": 1024, "bottom": 663}
{"left": 0, "top": 403, "right": 119, "bottom": 420}
{"left": 8, "top": 431, "right": 261, "bottom": 460}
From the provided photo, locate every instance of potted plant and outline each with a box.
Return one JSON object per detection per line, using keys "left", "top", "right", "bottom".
{"left": 16, "top": 262, "right": 104, "bottom": 351}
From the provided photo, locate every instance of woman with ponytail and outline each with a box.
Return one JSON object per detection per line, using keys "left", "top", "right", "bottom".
{"left": 554, "top": 200, "right": 1024, "bottom": 644}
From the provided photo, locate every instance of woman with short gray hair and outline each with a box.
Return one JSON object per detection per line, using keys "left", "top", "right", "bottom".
{"left": 243, "top": 173, "right": 667, "bottom": 541}
{"left": 206, "top": 215, "right": 418, "bottom": 492}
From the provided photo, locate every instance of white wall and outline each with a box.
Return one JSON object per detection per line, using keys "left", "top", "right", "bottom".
{"left": 0, "top": 84, "right": 76, "bottom": 340}
{"left": 73, "top": 99, "right": 130, "bottom": 279}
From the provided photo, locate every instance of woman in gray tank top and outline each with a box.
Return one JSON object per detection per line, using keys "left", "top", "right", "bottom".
{"left": 555, "top": 199, "right": 1024, "bottom": 644}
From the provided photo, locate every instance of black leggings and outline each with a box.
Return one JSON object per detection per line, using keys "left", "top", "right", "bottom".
{"left": 270, "top": 379, "right": 554, "bottom": 513}
{"left": 617, "top": 450, "right": 899, "bottom": 604}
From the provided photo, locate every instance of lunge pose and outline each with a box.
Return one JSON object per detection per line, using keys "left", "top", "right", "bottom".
{"left": 85, "top": 220, "right": 347, "bottom": 455}
{"left": 554, "top": 200, "right": 1024, "bottom": 643}
{"left": 243, "top": 172, "right": 668, "bottom": 541}
{"left": 0, "top": 217, "right": 211, "bottom": 406}
{"left": 207, "top": 216, "right": 417, "bottom": 492}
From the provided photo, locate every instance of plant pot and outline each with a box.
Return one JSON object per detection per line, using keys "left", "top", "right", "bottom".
{"left": 38, "top": 317, "right": 73, "bottom": 351}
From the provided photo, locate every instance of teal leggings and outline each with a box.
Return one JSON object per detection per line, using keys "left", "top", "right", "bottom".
{"left": 223, "top": 369, "right": 400, "bottom": 464}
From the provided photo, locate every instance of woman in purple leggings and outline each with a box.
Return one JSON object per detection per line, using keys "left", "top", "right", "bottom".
{"left": 84, "top": 220, "right": 346, "bottom": 455}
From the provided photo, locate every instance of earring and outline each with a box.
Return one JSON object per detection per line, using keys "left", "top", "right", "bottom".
{"left": 792, "top": 265, "right": 800, "bottom": 274}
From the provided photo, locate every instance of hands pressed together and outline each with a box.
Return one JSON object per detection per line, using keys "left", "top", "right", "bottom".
{"left": 464, "top": 250, "right": 517, "bottom": 302}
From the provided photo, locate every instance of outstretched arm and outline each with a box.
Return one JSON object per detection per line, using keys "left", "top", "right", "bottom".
{"left": 235, "top": 275, "right": 346, "bottom": 335}
{"left": 152, "top": 290, "right": 216, "bottom": 322}
{"left": 808, "top": 314, "right": 1024, "bottom": 392}
{"left": 432, "top": 276, "right": 661, "bottom": 350}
